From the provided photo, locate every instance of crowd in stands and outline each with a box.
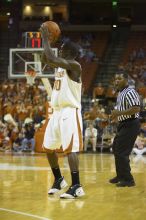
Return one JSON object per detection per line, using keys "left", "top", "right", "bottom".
{"left": 93, "top": 76, "right": 146, "bottom": 111}
{"left": 0, "top": 76, "right": 146, "bottom": 154}
{"left": 117, "top": 47, "right": 146, "bottom": 115}
{"left": 83, "top": 101, "right": 116, "bottom": 153}
{"left": 93, "top": 82, "right": 117, "bottom": 101}
{"left": 61, "top": 33, "right": 98, "bottom": 63}
{"left": 0, "top": 76, "right": 116, "bottom": 154}
{"left": 0, "top": 79, "right": 48, "bottom": 153}
{"left": 83, "top": 100, "right": 146, "bottom": 153}
{"left": 83, "top": 72, "right": 146, "bottom": 153}
{"left": 119, "top": 47, "right": 146, "bottom": 86}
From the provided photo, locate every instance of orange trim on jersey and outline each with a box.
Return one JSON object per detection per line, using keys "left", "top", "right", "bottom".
{"left": 56, "top": 146, "right": 64, "bottom": 153}
{"left": 43, "top": 145, "right": 54, "bottom": 153}
{"left": 64, "top": 134, "right": 74, "bottom": 154}
{"left": 76, "top": 109, "right": 83, "bottom": 152}
{"left": 43, "top": 145, "right": 64, "bottom": 154}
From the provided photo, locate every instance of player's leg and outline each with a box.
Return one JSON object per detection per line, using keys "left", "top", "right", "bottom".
{"left": 43, "top": 110, "right": 68, "bottom": 194}
{"left": 60, "top": 108, "right": 85, "bottom": 199}
{"left": 60, "top": 152, "right": 85, "bottom": 199}
{"left": 46, "top": 150, "right": 68, "bottom": 194}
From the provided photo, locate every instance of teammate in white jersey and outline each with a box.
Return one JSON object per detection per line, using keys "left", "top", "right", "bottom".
{"left": 40, "top": 24, "right": 85, "bottom": 199}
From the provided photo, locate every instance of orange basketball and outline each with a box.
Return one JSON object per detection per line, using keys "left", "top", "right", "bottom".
{"left": 43, "top": 21, "right": 61, "bottom": 43}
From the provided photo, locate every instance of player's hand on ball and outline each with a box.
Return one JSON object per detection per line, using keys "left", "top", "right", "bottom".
{"left": 40, "top": 24, "right": 52, "bottom": 41}
{"left": 40, "top": 21, "right": 61, "bottom": 43}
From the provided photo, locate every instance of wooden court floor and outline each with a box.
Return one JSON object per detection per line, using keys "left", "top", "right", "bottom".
{"left": 0, "top": 152, "right": 146, "bottom": 220}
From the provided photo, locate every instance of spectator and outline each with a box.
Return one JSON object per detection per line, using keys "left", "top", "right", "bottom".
{"left": 137, "top": 48, "right": 145, "bottom": 59}
{"left": 105, "top": 85, "right": 117, "bottom": 99}
{"left": 22, "top": 120, "right": 35, "bottom": 153}
{"left": 83, "top": 103, "right": 98, "bottom": 121}
{"left": 133, "top": 132, "right": 146, "bottom": 155}
{"left": 12, "top": 132, "right": 24, "bottom": 152}
{"left": 0, "top": 124, "right": 12, "bottom": 152}
{"left": 93, "top": 83, "right": 105, "bottom": 100}
{"left": 84, "top": 122, "right": 98, "bottom": 152}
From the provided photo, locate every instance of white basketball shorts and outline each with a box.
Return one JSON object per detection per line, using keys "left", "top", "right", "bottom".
{"left": 43, "top": 107, "right": 83, "bottom": 153}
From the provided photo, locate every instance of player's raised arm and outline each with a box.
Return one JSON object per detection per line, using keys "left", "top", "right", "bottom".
{"left": 40, "top": 24, "right": 58, "bottom": 65}
{"left": 40, "top": 24, "right": 81, "bottom": 82}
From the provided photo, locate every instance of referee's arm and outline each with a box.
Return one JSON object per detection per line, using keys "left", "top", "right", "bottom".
{"left": 111, "top": 106, "right": 140, "bottom": 121}
{"left": 111, "top": 90, "right": 140, "bottom": 121}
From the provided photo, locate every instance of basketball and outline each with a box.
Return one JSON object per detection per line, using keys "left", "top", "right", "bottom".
{"left": 43, "top": 21, "right": 61, "bottom": 43}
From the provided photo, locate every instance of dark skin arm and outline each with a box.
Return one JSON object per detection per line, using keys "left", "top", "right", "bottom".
{"left": 40, "top": 25, "right": 81, "bottom": 83}
{"left": 111, "top": 106, "right": 140, "bottom": 121}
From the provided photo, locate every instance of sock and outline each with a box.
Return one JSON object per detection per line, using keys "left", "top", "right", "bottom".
{"left": 71, "top": 171, "right": 80, "bottom": 186}
{"left": 51, "top": 167, "right": 62, "bottom": 180}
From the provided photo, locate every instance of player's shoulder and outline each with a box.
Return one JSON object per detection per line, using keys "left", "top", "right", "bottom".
{"left": 67, "top": 59, "right": 80, "bottom": 65}
{"left": 65, "top": 60, "right": 81, "bottom": 73}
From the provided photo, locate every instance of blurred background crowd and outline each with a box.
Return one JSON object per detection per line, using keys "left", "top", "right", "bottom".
{"left": 0, "top": 0, "right": 146, "bottom": 154}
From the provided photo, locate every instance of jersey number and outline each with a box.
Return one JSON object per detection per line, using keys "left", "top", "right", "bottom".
{"left": 54, "top": 80, "right": 61, "bottom": 91}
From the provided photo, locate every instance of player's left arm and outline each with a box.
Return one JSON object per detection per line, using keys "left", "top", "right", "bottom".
{"left": 40, "top": 25, "right": 81, "bottom": 83}
{"left": 40, "top": 25, "right": 70, "bottom": 68}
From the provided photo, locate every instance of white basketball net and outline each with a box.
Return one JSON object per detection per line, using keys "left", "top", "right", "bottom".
{"left": 24, "top": 61, "right": 42, "bottom": 85}
{"left": 25, "top": 70, "right": 37, "bottom": 85}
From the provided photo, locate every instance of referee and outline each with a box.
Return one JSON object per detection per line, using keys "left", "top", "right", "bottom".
{"left": 109, "top": 72, "right": 140, "bottom": 187}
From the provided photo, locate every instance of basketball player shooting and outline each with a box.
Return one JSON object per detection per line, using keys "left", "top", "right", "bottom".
{"left": 40, "top": 23, "right": 85, "bottom": 199}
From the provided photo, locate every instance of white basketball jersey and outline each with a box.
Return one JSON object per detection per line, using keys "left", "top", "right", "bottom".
{"left": 51, "top": 67, "right": 82, "bottom": 109}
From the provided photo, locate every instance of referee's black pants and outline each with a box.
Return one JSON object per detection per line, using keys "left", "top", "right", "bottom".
{"left": 112, "top": 119, "right": 140, "bottom": 182}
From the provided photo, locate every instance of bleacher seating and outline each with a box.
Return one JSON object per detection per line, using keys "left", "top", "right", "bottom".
{"left": 120, "top": 31, "right": 146, "bottom": 87}
{"left": 80, "top": 32, "right": 109, "bottom": 93}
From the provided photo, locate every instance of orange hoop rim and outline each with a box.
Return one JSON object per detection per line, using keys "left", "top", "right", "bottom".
{"left": 25, "top": 70, "right": 37, "bottom": 77}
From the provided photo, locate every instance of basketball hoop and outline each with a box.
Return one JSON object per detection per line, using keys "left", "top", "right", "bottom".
{"left": 25, "top": 70, "right": 37, "bottom": 85}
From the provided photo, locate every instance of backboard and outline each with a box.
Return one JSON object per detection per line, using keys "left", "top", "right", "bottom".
{"left": 9, "top": 48, "right": 58, "bottom": 79}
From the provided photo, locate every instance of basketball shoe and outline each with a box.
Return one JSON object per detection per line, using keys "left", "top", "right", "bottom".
{"left": 60, "top": 184, "right": 85, "bottom": 199}
{"left": 116, "top": 180, "right": 135, "bottom": 187}
{"left": 48, "top": 176, "right": 68, "bottom": 195}
{"left": 109, "top": 176, "right": 119, "bottom": 184}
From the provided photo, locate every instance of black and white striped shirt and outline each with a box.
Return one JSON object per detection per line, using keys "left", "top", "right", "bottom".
{"left": 116, "top": 86, "right": 140, "bottom": 122}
